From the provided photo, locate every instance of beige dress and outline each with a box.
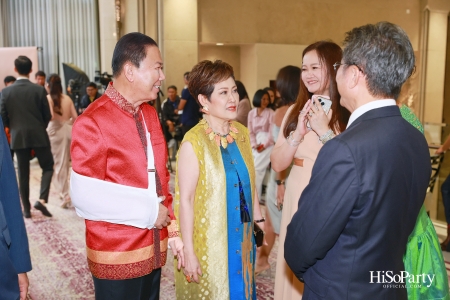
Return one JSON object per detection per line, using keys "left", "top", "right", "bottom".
{"left": 46, "top": 94, "right": 77, "bottom": 199}
{"left": 274, "top": 108, "right": 325, "bottom": 300}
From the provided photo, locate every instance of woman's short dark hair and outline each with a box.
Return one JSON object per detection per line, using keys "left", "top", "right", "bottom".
{"left": 188, "top": 60, "right": 234, "bottom": 104}
{"left": 167, "top": 85, "right": 177, "bottom": 91}
{"left": 87, "top": 82, "right": 98, "bottom": 89}
{"left": 112, "top": 32, "right": 158, "bottom": 77}
{"left": 252, "top": 89, "right": 270, "bottom": 108}
{"left": 235, "top": 80, "right": 248, "bottom": 101}
{"left": 275, "top": 65, "right": 301, "bottom": 106}
{"left": 14, "top": 56, "right": 32, "bottom": 75}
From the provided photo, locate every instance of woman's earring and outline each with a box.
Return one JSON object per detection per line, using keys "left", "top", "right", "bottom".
{"left": 201, "top": 106, "right": 209, "bottom": 114}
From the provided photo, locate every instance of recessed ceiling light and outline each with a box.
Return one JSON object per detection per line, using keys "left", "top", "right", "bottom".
{"left": 216, "top": 43, "right": 224, "bottom": 46}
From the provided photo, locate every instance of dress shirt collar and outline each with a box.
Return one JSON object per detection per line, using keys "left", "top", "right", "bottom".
{"left": 347, "top": 99, "right": 396, "bottom": 128}
{"left": 105, "top": 82, "right": 140, "bottom": 114}
{"left": 16, "top": 76, "right": 29, "bottom": 80}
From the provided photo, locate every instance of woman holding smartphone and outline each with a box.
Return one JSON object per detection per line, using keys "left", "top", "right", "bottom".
{"left": 271, "top": 41, "right": 350, "bottom": 300}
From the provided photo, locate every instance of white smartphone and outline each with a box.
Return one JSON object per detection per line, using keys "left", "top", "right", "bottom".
{"left": 306, "top": 95, "right": 332, "bottom": 129}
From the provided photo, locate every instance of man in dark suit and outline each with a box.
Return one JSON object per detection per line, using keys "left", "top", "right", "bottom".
{"left": 0, "top": 56, "right": 53, "bottom": 218}
{"left": 0, "top": 117, "right": 32, "bottom": 299}
{"left": 284, "top": 22, "right": 431, "bottom": 299}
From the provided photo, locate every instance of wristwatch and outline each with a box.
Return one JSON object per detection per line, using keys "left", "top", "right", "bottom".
{"left": 275, "top": 180, "right": 285, "bottom": 186}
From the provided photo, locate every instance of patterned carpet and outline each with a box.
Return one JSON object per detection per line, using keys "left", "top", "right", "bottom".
{"left": 23, "top": 159, "right": 277, "bottom": 299}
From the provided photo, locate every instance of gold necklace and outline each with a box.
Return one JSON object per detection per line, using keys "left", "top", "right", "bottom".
{"left": 200, "top": 118, "right": 239, "bottom": 149}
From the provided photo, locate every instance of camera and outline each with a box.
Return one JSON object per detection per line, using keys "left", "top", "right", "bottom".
{"left": 95, "top": 70, "right": 113, "bottom": 90}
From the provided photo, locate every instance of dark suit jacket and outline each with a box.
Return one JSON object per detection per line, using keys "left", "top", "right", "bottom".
{"left": 285, "top": 106, "right": 431, "bottom": 299}
{"left": 0, "top": 118, "right": 32, "bottom": 298}
{"left": 0, "top": 79, "right": 51, "bottom": 150}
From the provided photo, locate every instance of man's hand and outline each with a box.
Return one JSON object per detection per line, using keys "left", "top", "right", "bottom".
{"left": 154, "top": 203, "right": 171, "bottom": 229}
{"left": 18, "top": 273, "right": 29, "bottom": 300}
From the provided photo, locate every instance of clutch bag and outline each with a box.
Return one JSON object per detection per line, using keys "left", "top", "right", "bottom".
{"left": 254, "top": 222, "right": 264, "bottom": 247}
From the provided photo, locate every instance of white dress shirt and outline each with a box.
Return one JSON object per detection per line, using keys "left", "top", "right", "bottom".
{"left": 346, "top": 99, "right": 396, "bottom": 129}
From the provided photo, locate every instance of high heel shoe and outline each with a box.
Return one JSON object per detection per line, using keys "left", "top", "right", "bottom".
{"left": 61, "top": 196, "right": 71, "bottom": 209}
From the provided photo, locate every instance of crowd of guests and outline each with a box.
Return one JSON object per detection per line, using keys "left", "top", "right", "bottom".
{"left": 2, "top": 21, "right": 450, "bottom": 300}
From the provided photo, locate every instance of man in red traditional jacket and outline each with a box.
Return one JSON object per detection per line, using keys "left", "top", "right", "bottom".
{"left": 70, "top": 32, "right": 184, "bottom": 300}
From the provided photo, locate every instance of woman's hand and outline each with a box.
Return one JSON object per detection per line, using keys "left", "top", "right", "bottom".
{"left": 169, "top": 237, "right": 185, "bottom": 270}
{"left": 307, "top": 98, "right": 332, "bottom": 137}
{"left": 183, "top": 251, "right": 203, "bottom": 283}
{"left": 293, "top": 100, "right": 311, "bottom": 140}
{"left": 436, "top": 146, "right": 445, "bottom": 155}
{"left": 276, "top": 184, "right": 285, "bottom": 211}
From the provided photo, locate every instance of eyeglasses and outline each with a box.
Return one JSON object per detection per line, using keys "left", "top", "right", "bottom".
{"left": 333, "top": 62, "right": 364, "bottom": 74}
{"left": 333, "top": 62, "right": 346, "bottom": 72}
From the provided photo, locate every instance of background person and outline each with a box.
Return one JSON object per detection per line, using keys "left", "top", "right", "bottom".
{"left": 79, "top": 82, "right": 101, "bottom": 112}
{"left": 174, "top": 60, "right": 264, "bottom": 299}
{"left": 235, "top": 80, "right": 251, "bottom": 127}
{"left": 45, "top": 74, "right": 78, "bottom": 208}
{"left": 35, "top": 70, "right": 46, "bottom": 87}
{"left": 256, "top": 65, "right": 300, "bottom": 275}
{"left": 0, "top": 55, "right": 53, "bottom": 218}
{"left": 264, "top": 87, "right": 276, "bottom": 109}
{"left": 271, "top": 41, "right": 349, "bottom": 300}
{"left": 248, "top": 89, "right": 275, "bottom": 205}
{"left": 2, "top": 76, "right": 16, "bottom": 159}
{"left": 161, "top": 85, "right": 181, "bottom": 145}
{"left": 284, "top": 22, "right": 430, "bottom": 299}
{"left": 178, "top": 72, "right": 201, "bottom": 136}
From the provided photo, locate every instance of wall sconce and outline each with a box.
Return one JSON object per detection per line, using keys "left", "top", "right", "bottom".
{"left": 115, "top": 0, "right": 122, "bottom": 38}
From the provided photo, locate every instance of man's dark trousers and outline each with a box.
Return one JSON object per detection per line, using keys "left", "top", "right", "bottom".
{"left": 15, "top": 147, "right": 53, "bottom": 212}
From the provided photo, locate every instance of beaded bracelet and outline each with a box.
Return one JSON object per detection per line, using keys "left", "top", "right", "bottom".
{"left": 318, "top": 129, "right": 335, "bottom": 144}
{"left": 286, "top": 131, "right": 303, "bottom": 147}
{"left": 255, "top": 218, "right": 266, "bottom": 223}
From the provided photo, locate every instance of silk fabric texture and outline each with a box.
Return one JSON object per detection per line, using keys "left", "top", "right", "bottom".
{"left": 174, "top": 121, "right": 256, "bottom": 299}
{"left": 71, "top": 83, "right": 178, "bottom": 279}
{"left": 400, "top": 105, "right": 450, "bottom": 300}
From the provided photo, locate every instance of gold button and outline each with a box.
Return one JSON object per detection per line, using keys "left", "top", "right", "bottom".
{"left": 236, "top": 228, "right": 239, "bottom": 232}
{"left": 234, "top": 184, "right": 238, "bottom": 187}
{"left": 237, "top": 270, "right": 241, "bottom": 274}
{"left": 235, "top": 206, "right": 239, "bottom": 210}
{"left": 236, "top": 250, "right": 240, "bottom": 254}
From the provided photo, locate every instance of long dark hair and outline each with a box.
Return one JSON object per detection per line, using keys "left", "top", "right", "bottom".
{"left": 276, "top": 65, "right": 301, "bottom": 107}
{"left": 47, "top": 74, "right": 63, "bottom": 116}
{"left": 235, "top": 80, "right": 248, "bottom": 101}
{"left": 283, "top": 41, "right": 350, "bottom": 137}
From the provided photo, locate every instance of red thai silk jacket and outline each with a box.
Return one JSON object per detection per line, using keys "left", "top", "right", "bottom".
{"left": 71, "top": 83, "right": 178, "bottom": 279}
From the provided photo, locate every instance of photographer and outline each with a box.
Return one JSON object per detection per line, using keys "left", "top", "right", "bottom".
{"left": 79, "top": 82, "right": 101, "bottom": 113}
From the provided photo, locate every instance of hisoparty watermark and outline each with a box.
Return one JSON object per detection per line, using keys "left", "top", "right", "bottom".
{"left": 370, "top": 271, "right": 435, "bottom": 289}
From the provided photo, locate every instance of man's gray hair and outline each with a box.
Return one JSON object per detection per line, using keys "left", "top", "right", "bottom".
{"left": 342, "top": 22, "right": 415, "bottom": 100}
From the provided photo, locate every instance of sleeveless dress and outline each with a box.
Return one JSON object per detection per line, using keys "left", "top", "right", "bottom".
{"left": 174, "top": 120, "right": 257, "bottom": 300}
{"left": 400, "top": 105, "right": 450, "bottom": 300}
{"left": 46, "top": 94, "right": 75, "bottom": 200}
{"left": 274, "top": 107, "right": 325, "bottom": 299}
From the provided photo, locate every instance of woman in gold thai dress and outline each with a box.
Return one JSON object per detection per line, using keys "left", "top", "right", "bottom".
{"left": 174, "top": 60, "right": 264, "bottom": 300}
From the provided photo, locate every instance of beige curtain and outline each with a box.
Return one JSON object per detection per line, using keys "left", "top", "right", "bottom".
{"left": 1, "top": 0, "right": 100, "bottom": 82}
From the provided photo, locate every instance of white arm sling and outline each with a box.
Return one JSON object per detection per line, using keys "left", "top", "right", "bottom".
{"left": 70, "top": 112, "right": 162, "bottom": 229}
